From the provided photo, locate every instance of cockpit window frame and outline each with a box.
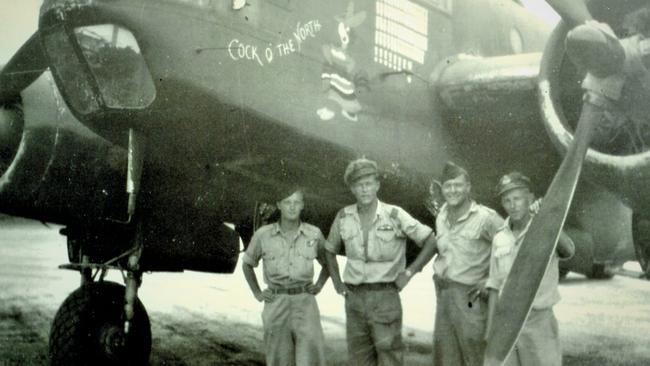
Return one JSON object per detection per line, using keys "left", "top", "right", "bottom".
{"left": 40, "top": 21, "right": 156, "bottom": 120}
{"left": 41, "top": 22, "right": 106, "bottom": 116}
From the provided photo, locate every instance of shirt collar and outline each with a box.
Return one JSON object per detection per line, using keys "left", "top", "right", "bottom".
{"left": 346, "top": 199, "right": 385, "bottom": 220}
{"left": 440, "top": 200, "right": 478, "bottom": 225}
{"left": 502, "top": 215, "right": 534, "bottom": 243}
{"left": 271, "top": 221, "right": 306, "bottom": 236}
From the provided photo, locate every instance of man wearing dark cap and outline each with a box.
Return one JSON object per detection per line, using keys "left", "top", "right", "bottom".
{"left": 431, "top": 161, "right": 503, "bottom": 366}
{"left": 242, "top": 188, "right": 329, "bottom": 366}
{"left": 324, "top": 158, "right": 438, "bottom": 366}
{"left": 545, "top": 0, "right": 650, "bottom": 153}
{"left": 485, "top": 172, "right": 575, "bottom": 366}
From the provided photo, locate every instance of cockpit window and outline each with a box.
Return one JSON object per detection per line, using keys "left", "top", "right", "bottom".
{"left": 73, "top": 25, "right": 156, "bottom": 109}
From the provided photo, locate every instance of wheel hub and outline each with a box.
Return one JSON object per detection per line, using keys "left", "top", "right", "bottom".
{"left": 99, "top": 324, "right": 126, "bottom": 359}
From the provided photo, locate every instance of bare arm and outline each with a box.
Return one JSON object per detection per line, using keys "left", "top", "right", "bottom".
{"left": 556, "top": 230, "right": 576, "bottom": 259}
{"left": 242, "top": 262, "right": 264, "bottom": 302}
{"left": 325, "top": 250, "right": 348, "bottom": 295}
{"left": 409, "top": 233, "right": 438, "bottom": 273}
{"left": 485, "top": 288, "right": 499, "bottom": 341}
{"left": 545, "top": 0, "right": 593, "bottom": 25}
{"left": 395, "top": 233, "right": 438, "bottom": 290}
{"left": 308, "top": 244, "right": 330, "bottom": 294}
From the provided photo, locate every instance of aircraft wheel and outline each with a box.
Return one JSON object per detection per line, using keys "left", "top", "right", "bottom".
{"left": 632, "top": 214, "right": 650, "bottom": 278}
{"left": 49, "top": 281, "right": 151, "bottom": 366}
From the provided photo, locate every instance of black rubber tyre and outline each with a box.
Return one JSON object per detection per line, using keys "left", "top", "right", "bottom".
{"left": 48, "top": 281, "right": 151, "bottom": 366}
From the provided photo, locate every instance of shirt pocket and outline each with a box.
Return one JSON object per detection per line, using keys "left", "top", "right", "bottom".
{"left": 294, "top": 239, "right": 317, "bottom": 279}
{"left": 371, "top": 225, "right": 402, "bottom": 262}
{"left": 299, "top": 238, "right": 319, "bottom": 260}
{"left": 262, "top": 252, "right": 281, "bottom": 277}
{"left": 262, "top": 241, "right": 285, "bottom": 277}
{"left": 340, "top": 218, "right": 360, "bottom": 240}
{"left": 456, "top": 223, "right": 486, "bottom": 255}
{"left": 340, "top": 218, "right": 363, "bottom": 259}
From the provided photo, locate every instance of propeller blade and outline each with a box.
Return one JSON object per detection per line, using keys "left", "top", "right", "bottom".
{"left": 483, "top": 103, "right": 599, "bottom": 366}
{"left": 0, "top": 31, "right": 46, "bottom": 103}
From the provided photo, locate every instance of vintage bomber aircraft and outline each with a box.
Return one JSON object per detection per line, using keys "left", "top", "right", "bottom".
{"left": 1, "top": 0, "right": 649, "bottom": 364}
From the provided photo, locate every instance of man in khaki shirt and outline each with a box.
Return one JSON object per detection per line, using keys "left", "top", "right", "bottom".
{"left": 485, "top": 172, "right": 575, "bottom": 366}
{"left": 242, "top": 188, "right": 329, "bottom": 366}
{"left": 431, "top": 162, "right": 503, "bottom": 366}
{"left": 324, "top": 158, "right": 437, "bottom": 366}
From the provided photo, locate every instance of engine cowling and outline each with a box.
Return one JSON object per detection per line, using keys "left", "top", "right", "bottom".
{"left": 0, "top": 71, "right": 128, "bottom": 224}
{"left": 538, "top": 3, "right": 650, "bottom": 214}
{"left": 0, "top": 70, "right": 240, "bottom": 274}
{"left": 538, "top": 1, "right": 650, "bottom": 276}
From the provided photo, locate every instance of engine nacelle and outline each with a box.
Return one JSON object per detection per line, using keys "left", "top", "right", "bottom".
{"left": 538, "top": 0, "right": 650, "bottom": 276}
{"left": 1, "top": 71, "right": 239, "bottom": 274}
{"left": 0, "top": 72, "right": 128, "bottom": 224}
{"left": 538, "top": 0, "right": 650, "bottom": 214}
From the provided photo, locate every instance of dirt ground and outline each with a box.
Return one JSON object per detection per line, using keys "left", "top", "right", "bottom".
{"left": 1, "top": 221, "right": 649, "bottom": 365}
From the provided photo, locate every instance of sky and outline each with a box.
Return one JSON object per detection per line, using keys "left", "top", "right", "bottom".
{"left": 520, "top": 0, "right": 560, "bottom": 25}
{"left": 0, "top": 0, "right": 559, "bottom": 64}
{"left": 0, "top": 0, "right": 42, "bottom": 64}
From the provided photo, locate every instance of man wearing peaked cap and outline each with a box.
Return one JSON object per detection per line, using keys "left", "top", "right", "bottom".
{"left": 324, "top": 158, "right": 438, "bottom": 366}
{"left": 495, "top": 171, "right": 531, "bottom": 196}
{"left": 343, "top": 157, "right": 378, "bottom": 186}
{"left": 427, "top": 161, "right": 503, "bottom": 366}
{"left": 485, "top": 172, "right": 575, "bottom": 366}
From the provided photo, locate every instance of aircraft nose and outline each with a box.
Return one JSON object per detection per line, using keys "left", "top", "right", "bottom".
{"left": 0, "top": 104, "right": 24, "bottom": 177}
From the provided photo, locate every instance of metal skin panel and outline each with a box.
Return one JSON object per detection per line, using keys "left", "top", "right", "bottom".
{"left": 35, "top": 0, "right": 551, "bottom": 228}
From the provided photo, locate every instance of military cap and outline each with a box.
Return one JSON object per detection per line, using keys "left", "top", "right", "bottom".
{"left": 497, "top": 171, "right": 531, "bottom": 196}
{"left": 344, "top": 158, "right": 378, "bottom": 186}
{"left": 275, "top": 185, "right": 305, "bottom": 202}
{"left": 441, "top": 161, "right": 469, "bottom": 184}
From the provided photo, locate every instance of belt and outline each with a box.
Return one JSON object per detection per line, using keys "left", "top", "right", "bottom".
{"left": 268, "top": 284, "right": 310, "bottom": 295}
{"left": 345, "top": 282, "right": 396, "bottom": 291}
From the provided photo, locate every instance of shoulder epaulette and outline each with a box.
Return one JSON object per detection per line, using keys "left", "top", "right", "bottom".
{"left": 338, "top": 208, "right": 347, "bottom": 219}
{"left": 390, "top": 207, "right": 399, "bottom": 219}
{"left": 304, "top": 223, "right": 324, "bottom": 235}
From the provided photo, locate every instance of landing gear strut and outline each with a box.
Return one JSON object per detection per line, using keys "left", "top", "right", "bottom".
{"left": 50, "top": 241, "right": 149, "bottom": 365}
{"left": 632, "top": 213, "right": 650, "bottom": 278}
{"left": 50, "top": 128, "right": 151, "bottom": 364}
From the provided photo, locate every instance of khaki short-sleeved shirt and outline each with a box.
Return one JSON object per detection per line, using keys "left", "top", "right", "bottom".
{"left": 243, "top": 222, "right": 324, "bottom": 288}
{"left": 486, "top": 217, "right": 573, "bottom": 309}
{"left": 325, "top": 200, "right": 433, "bottom": 285}
{"left": 433, "top": 201, "right": 503, "bottom": 286}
